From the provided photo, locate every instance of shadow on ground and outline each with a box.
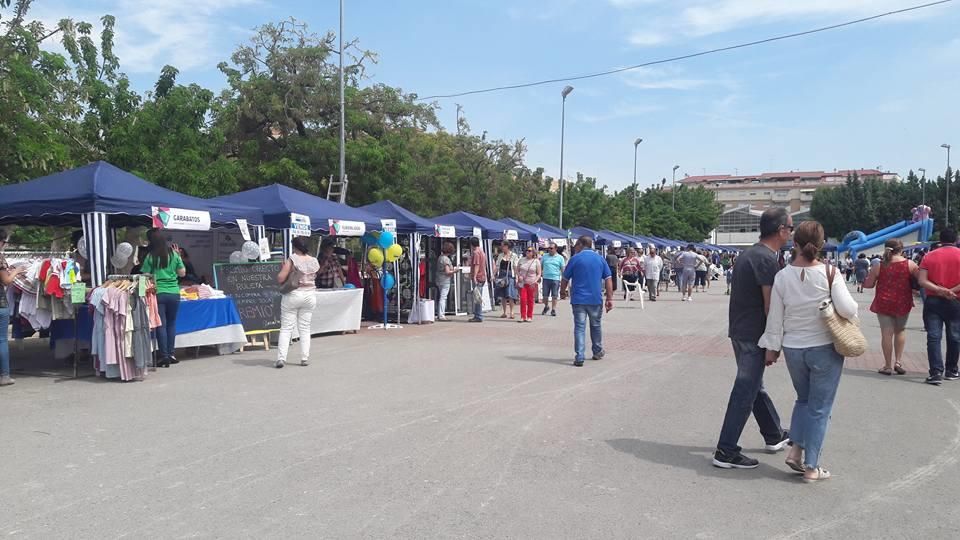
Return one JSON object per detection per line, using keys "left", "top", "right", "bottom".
{"left": 606, "top": 438, "right": 798, "bottom": 482}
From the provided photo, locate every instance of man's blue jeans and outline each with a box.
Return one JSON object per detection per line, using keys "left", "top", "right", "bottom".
{"left": 784, "top": 344, "right": 844, "bottom": 469}
{"left": 716, "top": 339, "right": 784, "bottom": 453}
{"left": 0, "top": 307, "right": 10, "bottom": 377}
{"left": 473, "top": 281, "right": 485, "bottom": 321}
{"left": 572, "top": 304, "right": 603, "bottom": 361}
{"left": 924, "top": 296, "right": 960, "bottom": 376}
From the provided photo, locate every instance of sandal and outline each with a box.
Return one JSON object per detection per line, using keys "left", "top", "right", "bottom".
{"left": 500, "top": 314, "right": 508, "bottom": 319}
{"left": 785, "top": 458, "right": 805, "bottom": 474}
{"left": 878, "top": 367, "right": 893, "bottom": 376}
{"left": 894, "top": 363, "right": 907, "bottom": 375}
{"left": 803, "top": 467, "right": 831, "bottom": 483}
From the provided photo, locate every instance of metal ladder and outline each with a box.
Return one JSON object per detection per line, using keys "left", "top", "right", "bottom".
{"left": 326, "top": 174, "right": 349, "bottom": 204}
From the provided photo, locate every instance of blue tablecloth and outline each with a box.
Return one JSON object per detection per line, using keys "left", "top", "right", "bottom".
{"left": 50, "top": 297, "right": 243, "bottom": 343}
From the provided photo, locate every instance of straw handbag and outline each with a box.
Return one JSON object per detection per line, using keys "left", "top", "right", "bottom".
{"left": 820, "top": 263, "right": 867, "bottom": 357}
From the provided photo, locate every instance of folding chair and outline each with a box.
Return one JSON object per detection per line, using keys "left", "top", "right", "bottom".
{"left": 621, "top": 276, "right": 645, "bottom": 309}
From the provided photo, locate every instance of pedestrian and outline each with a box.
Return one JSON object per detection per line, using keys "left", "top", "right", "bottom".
{"left": 695, "top": 250, "right": 709, "bottom": 292}
{"left": 435, "top": 241, "right": 457, "bottom": 321}
{"left": 853, "top": 253, "right": 870, "bottom": 293}
{"left": 316, "top": 238, "right": 347, "bottom": 289}
{"left": 140, "top": 234, "right": 186, "bottom": 368}
{"left": 540, "top": 243, "right": 565, "bottom": 317}
{"left": 0, "top": 231, "right": 25, "bottom": 387}
{"left": 863, "top": 239, "right": 917, "bottom": 375}
{"left": 844, "top": 257, "right": 854, "bottom": 283}
{"left": 642, "top": 247, "right": 663, "bottom": 301}
{"left": 759, "top": 220, "right": 858, "bottom": 482}
{"left": 916, "top": 228, "right": 960, "bottom": 385}
{"left": 724, "top": 261, "right": 734, "bottom": 295}
{"left": 712, "top": 208, "right": 792, "bottom": 470}
{"left": 560, "top": 236, "right": 614, "bottom": 367}
{"left": 619, "top": 247, "right": 643, "bottom": 300}
{"left": 676, "top": 245, "right": 699, "bottom": 302}
{"left": 494, "top": 242, "right": 520, "bottom": 319}
{"left": 468, "top": 237, "right": 487, "bottom": 323}
{"left": 275, "top": 236, "right": 319, "bottom": 368}
{"left": 606, "top": 246, "right": 621, "bottom": 293}
{"left": 517, "top": 246, "right": 542, "bottom": 322}
{"left": 659, "top": 254, "right": 672, "bottom": 294}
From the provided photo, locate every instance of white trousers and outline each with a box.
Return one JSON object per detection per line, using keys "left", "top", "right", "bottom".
{"left": 277, "top": 289, "right": 318, "bottom": 364}
{"left": 436, "top": 282, "right": 452, "bottom": 318}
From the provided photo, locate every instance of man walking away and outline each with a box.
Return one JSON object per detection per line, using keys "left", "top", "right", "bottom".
{"left": 713, "top": 208, "right": 792, "bottom": 469}
{"left": 561, "top": 236, "right": 614, "bottom": 367}
{"left": 468, "top": 237, "right": 487, "bottom": 323}
{"left": 541, "top": 243, "right": 565, "bottom": 316}
{"left": 606, "top": 246, "right": 620, "bottom": 292}
{"left": 675, "top": 245, "right": 699, "bottom": 302}
{"left": 643, "top": 247, "right": 663, "bottom": 302}
{"left": 917, "top": 228, "right": 960, "bottom": 385}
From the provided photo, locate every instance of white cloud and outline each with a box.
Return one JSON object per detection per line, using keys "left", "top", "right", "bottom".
{"left": 577, "top": 103, "right": 662, "bottom": 123}
{"left": 619, "top": 66, "right": 731, "bottom": 91}
{"left": 30, "top": 0, "right": 258, "bottom": 74}
{"left": 620, "top": 0, "right": 946, "bottom": 47}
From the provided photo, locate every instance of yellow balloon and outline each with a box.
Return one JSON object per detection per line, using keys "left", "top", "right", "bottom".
{"left": 367, "top": 247, "right": 384, "bottom": 266}
{"left": 385, "top": 243, "right": 403, "bottom": 263}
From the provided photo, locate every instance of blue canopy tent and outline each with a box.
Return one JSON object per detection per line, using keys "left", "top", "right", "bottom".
{"left": 595, "top": 230, "right": 636, "bottom": 248}
{"left": 532, "top": 222, "right": 570, "bottom": 246}
{"left": 499, "top": 218, "right": 542, "bottom": 243}
{"left": 432, "top": 211, "right": 534, "bottom": 241}
{"left": 0, "top": 161, "right": 264, "bottom": 285}
{"left": 570, "top": 226, "right": 599, "bottom": 243}
{"left": 359, "top": 200, "right": 473, "bottom": 236}
{"left": 213, "top": 184, "right": 383, "bottom": 257}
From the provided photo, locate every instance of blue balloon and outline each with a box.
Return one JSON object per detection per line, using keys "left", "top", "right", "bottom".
{"left": 343, "top": 283, "right": 356, "bottom": 289}
{"left": 381, "top": 273, "right": 395, "bottom": 289}
{"left": 378, "top": 231, "right": 395, "bottom": 249}
{"left": 361, "top": 232, "right": 377, "bottom": 246}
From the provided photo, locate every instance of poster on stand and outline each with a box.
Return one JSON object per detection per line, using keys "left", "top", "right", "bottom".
{"left": 290, "top": 213, "right": 311, "bottom": 238}
{"left": 236, "top": 219, "right": 251, "bottom": 241}
{"left": 504, "top": 229, "right": 519, "bottom": 241}
{"left": 258, "top": 237, "right": 271, "bottom": 261}
{"left": 434, "top": 225, "right": 456, "bottom": 238}
{"left": 152, "top": 206, "right": 211, "bottom": 231}
{"left": 380, "top": 219, "right": 397, "bottom": 233}
{"left": 328, "top": 219, "right": 366, "bottom": 236}
{"left": 472, "top": 227, "right": 482, "bottom": 239}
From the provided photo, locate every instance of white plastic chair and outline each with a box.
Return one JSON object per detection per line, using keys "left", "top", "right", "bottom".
{"left": 621, "top": 276, "right": 645, "bottom": 308}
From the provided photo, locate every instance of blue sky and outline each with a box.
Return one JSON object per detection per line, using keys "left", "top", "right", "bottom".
{"left": 34, "top": 0, "right": 960, "bottom": 192}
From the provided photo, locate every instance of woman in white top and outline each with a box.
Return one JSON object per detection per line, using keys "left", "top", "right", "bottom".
{"left": 275, "top": 236, "right": 320, "bottom": 368}
{"left": 758, "top": 220, "right": 858, "bottom": 483}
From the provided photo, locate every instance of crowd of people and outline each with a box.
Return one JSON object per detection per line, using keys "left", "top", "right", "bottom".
{"left": 713, "top": 207, "right": 960, "bottom": 484}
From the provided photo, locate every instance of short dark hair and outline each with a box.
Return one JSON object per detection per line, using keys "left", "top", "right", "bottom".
{"left": 941, "top": 228, "right": 958, "bottom": 245}
{"left": 686, "top": 244, "right": 695, "bottom": 251}
{"left": 759, "top": 208, "right": 790, "bottom": 238}
{"left": 469, "top": 237, "right": 480, "bottom": 248}
{"left": 291, "top": 236, "right": 310, "bottom": 255}
{"left": 576, "top": 235, "right": 593, "bottom": 250}
{"left": 320, "top": 238, "right": 335, "bottom": 251}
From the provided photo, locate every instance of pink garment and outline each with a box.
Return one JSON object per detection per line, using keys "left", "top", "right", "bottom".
{"left": 102, "top": 288, "right": 139, "bottom": 382}
{"left": 146, "top": 292, "right": 161, "bottom": 329}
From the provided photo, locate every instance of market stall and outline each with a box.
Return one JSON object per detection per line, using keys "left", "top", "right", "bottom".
{"left": 0, "top": 161, "right": 264, "bottom": 377}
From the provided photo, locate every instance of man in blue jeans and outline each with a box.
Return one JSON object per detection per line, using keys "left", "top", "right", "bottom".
{"left": 917, "top": 228, "right": 960, "bottom": 385}
{"left": 560, "top": 236, "right": 613, "bottom": 367}
{"left": 468, "top": 237, "right": 488, "bottom": 323}
{"left": 713, "top": 208, "right": 791, "bottom": 469}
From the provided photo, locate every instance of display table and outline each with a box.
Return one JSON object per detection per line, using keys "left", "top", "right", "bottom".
{"left": 49, "top": 297, "right": 247, "bottom": 357}
{"left": 292, "top": 288, "right": 364, "bottom": 338}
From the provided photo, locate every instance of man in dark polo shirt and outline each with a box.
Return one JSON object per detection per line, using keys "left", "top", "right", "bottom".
{"left": 713, "top": 208, "right": 793, "bottom": 469}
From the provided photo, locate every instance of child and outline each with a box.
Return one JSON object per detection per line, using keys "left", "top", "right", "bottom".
{"left": 724, "top": 262, "right": 734, "bottom": 295}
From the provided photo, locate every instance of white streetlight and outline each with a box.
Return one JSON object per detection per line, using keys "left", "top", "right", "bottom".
{"left": 918, "top": 167, "right": 926, "bottom": 208}
{"left": 558, "top": 85, "right": 574, "bottom": 229}
{"left": 671, "top": 165, "right": 680, "bottom": 211}
{"left": 632, "top": 138, "right": 643, "bottom": 236}
{"left": 942, "top": 144, "right": 952, "bottom": 226}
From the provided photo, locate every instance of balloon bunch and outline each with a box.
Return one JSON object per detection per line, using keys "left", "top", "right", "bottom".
{"left": 362, "top": 231, "right": 402, "bottom": 290}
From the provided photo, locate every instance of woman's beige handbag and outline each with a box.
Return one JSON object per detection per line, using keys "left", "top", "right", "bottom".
{"left": 820, "top": 263, "right": 867, "bottom": 357}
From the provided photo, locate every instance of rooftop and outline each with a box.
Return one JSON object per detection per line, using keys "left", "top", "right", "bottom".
{"left": 680, "top": 169, "right": 892, "bottom": 186}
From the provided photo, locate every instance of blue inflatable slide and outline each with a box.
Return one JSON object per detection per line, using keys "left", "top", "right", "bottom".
{"left": 837, "top": 218, "right": 934, "bottom": 257}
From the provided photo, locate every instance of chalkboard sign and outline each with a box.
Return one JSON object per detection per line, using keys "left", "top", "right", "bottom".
{"left": 213, "top": 262, "right": 283, "bottom": 332}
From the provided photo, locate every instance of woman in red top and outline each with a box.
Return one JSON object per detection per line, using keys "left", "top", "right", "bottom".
{"left": 864, "top": 239, "right": 918, "bottom": 375}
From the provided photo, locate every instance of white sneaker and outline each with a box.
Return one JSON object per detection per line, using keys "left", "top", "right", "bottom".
{"left": 0, "top": 375, "right": 14, "bottom": 386}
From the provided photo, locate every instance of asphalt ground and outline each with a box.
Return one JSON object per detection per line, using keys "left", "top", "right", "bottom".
{"left": 2, "top": 281, "right": 958, "bottom": 539}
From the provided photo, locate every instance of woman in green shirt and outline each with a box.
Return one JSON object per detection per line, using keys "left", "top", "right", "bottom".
{"left": 141, "top": 235, "right": 186, "bottom": 368}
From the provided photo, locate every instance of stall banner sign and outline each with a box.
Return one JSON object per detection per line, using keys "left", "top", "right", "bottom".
{"left": 152, "top": 206, "right": 211, "bottom": 231}
{"left": 472, "top": 227, "right": 482, "bottom": 238}
{"left": 503, "top": 229, "right": 519, "bottom": 241}
{"left": 290, "top": 213, "right": 312, "bottom": 238}
{"left": 328, "top": 219, "right": 366, "bottom": 236}
{"left": 258, "top": 237, "right": 271, "bottom": 261}
{"left": 612, "top": 240, "right": 622, "bottom": 248}
{"left": 380, "top": 219, "right": 397, "bottom": 233}
{"left": 434, "top": 224, "right": 456, "bottom": 238}
{"left": 236, "top": 218, "right": 251, "bottom": 241}
{"left": 553, "top": 238, "right": 568, "bottom": 247}
{"left": 71, "top": 283, "right": 87, "bottom": 304}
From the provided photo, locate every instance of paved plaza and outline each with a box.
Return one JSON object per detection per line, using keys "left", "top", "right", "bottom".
{"left": 2, "top": 283, "right": 959, "bottom": 539}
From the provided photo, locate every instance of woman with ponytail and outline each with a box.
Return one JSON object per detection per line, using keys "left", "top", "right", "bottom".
{"left": 863, "top": 239, "right": 918, "bottom": 375}
{"left": 759, "top": 220, "right": 859, "bottom": 482}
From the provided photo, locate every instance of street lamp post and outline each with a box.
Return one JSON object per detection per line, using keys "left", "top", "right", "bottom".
{"left": 632, "top": 138, "right": 643, "bottom": 236}
{"left": 918, "top": 167, "right": 926, "bottom": 208}
{"left": 671, "top": 165, "right": 680, "bottom": 211}
{"left": 558, "top": 85, "right": 574, "bottom": 229}
{"left": 943, "top": 144, "right": 952, "bottom": 227}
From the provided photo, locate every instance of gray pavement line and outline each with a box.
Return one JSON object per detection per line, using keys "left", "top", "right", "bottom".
{"left": 772, "top": 398, "right": 960, "bottom": 540}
